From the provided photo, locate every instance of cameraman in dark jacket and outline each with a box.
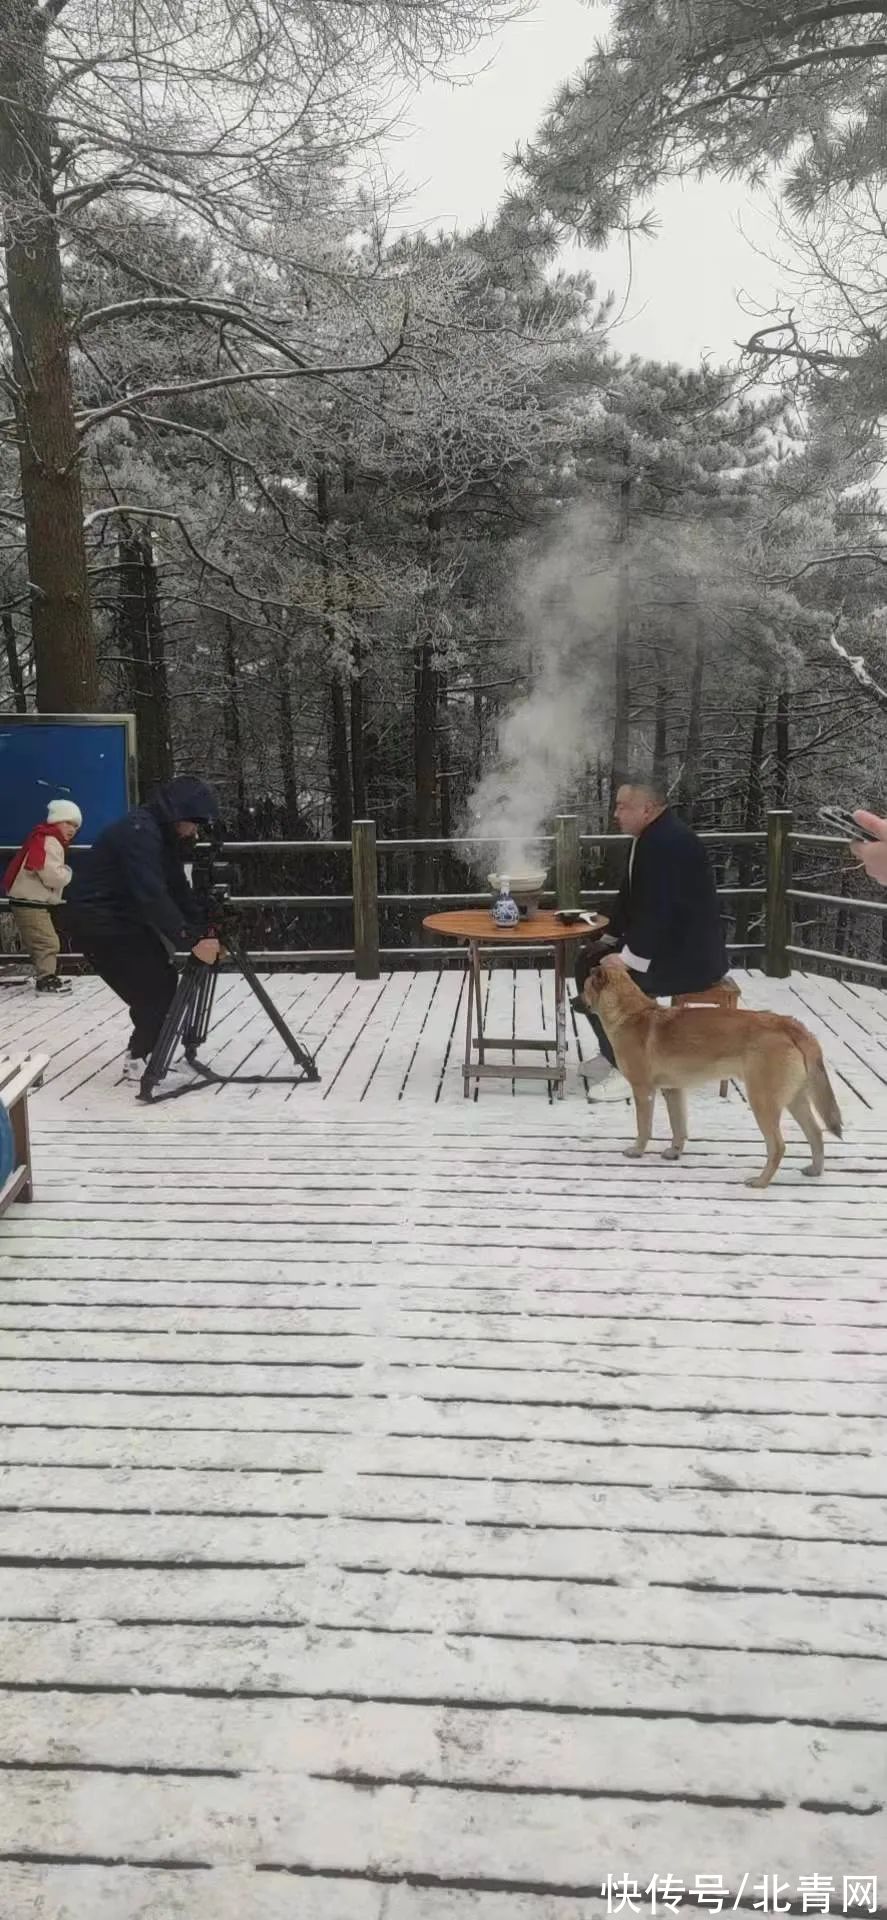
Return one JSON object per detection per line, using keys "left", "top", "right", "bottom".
{"left": 66, "top": 776, "right": 221, "bottom": 1084}
{"left": 575, "top": 779, "right": 728, "bottom": 1097}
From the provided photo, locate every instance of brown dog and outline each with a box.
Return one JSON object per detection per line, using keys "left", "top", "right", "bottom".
{"left": 582, "top": 965, "right": 842, "bottom": 1188}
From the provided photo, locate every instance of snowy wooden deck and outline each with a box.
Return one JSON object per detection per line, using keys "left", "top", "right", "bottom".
{"left": 0, "top": 965, "right": 885, "bottom": 1916}
{"left": 3, "top": 958, "right": 887, "bottom": 1113}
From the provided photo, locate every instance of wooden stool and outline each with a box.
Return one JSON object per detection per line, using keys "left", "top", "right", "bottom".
{"left": 671, "top": 977, "right": 740, "bottom": 1099}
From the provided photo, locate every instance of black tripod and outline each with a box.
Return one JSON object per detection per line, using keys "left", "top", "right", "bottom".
{"left": 139, "top": 925, "right": 320, "bottom": 1102}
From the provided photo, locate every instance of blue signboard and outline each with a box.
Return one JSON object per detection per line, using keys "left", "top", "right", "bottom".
{"left": 0, "top": 715, "right": 136, "bottom": 850}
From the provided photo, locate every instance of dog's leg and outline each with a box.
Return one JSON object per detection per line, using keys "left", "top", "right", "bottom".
{"left": 661, "top": 1087, "right": 688, "bottom": 1161}
{"left": 624, "top": 1085, "right": 655, "bottom": 1159}
{"left": 790, "top": 1086, "right": 825, "bottom": 1178}
{"left": 743, "top": 1065, "right": 786, "bottom": 1189}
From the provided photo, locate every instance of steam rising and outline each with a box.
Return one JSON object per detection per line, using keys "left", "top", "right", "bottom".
{"left": 464, "top": 507, "right": 617, "bottom": 876}
{"left": 463, "top": 500, "right": 739, "bottom": 877}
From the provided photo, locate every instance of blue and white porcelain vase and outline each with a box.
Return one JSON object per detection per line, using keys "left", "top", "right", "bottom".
{"left": 491, "top": 881, "right": 520, "bottom": 928}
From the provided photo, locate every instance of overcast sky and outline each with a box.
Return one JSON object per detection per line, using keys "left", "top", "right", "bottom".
{"left": 387, "top": 0, "right": 784, "bottom": 369}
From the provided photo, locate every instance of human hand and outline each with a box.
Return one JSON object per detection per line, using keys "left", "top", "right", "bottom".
{"left": 852, "top": 811, "right": 887, "bottom": 887}
{"left": 192, "top": 936, "right": 221, "bottom": 965}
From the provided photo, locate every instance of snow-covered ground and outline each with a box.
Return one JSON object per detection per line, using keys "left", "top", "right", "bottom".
{"left": 0, "top": 967, "right": 885, "bottom": 1915}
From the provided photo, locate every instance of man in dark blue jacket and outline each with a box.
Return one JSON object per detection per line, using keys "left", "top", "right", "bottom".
{"left": 575, "top": 779, "right": 728, "bottom": 1097}
{"left": 67, "top": 776, "right": 222, "bottom": 1082}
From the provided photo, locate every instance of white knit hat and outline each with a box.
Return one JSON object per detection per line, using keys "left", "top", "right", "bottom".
{"left": 46, "top": 799, "right": 83, "bottom": 829}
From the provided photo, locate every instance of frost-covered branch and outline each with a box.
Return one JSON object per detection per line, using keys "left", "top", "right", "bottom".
{"left": 72, "top": 327, "right": 410, "bottom": 437}
{"left": 829, "top": 624, "right": 887, "bottom": 713}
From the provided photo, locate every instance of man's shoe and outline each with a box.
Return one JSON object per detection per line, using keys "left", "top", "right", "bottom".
{"left": 579, "top": 1059, "right": 632, "bottom": 1102}
{"left": 587, "top": 1075, "right": 632, "bottom": 1103}
{"left": 122, "top": 1055, "right": 197, "bottom": 1089}
{"left": 35, "top": 975, "right": 72, "bottom": 994}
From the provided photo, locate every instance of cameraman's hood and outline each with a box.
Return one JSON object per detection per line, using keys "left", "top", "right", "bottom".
{"left": 150, "top": 777, "right": 220, "bottom": 827}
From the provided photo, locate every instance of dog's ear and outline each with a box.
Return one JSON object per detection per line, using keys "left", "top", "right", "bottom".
{"left": 588, "top": 967, "right": 607, "bottom": 993}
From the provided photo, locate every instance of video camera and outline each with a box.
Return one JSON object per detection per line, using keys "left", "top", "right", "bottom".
{"left": 191, "top": 820, "right": 242, "bottom": 917}
{"left": 143, "top": 815, "right": 320, "bottom": 1098}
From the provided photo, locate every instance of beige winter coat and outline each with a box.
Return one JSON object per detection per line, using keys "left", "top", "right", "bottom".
{"left": 8, "top": 836, "right": 72, "bottom": 907}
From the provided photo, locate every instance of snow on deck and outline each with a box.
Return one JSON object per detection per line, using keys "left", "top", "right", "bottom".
{"left": 0, "top": 966, "right": 885, "bottom": 1916}
{"left": 2, "top": 959, "right": 887, "bottom": 1114}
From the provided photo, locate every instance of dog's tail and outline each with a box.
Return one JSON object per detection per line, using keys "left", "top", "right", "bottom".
{"left": 809, "top": 1055, "right": 843, "bottom": 1138}
{"left": 793, "top": 1028, "right": 843, "bottom": 1138}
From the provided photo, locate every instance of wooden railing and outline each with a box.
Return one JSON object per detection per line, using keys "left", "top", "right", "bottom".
{"left": 215, "top": 817, "right": 770, "bottom": 976}
{"left": 785, "top": 819, "right": 887, "bottom": 982}
{"left": 225, "top": 810, "right": 887, "bottom": 979}
{"left": 3, "top": 809, "right": 886, "bottom": 979}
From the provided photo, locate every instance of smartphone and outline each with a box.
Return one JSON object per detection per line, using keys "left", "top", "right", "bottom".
{"left": 818, "top": 805, "right": 880, "bottom": 843}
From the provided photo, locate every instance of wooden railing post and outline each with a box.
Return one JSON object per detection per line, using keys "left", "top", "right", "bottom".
{"left": 352, "top": 819, "right": 380, "bottom": 980}
{"left": 765, "top": 809, "right": 793, "bottom": 977}
{"left": 555, "top": 814, "right": 581, "bottom": 909}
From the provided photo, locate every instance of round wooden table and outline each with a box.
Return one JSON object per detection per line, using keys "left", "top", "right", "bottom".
{"left": 423, "top": 908, "right": 609, "bottom": 1099}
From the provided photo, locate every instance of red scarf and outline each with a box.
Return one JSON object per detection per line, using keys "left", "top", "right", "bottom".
{"left": 3, "top": 823, "right": 69, "bottom": 895}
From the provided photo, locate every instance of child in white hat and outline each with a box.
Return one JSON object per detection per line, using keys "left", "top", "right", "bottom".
{"left": 3, "top": 800, "right": 83, "bottom": 993}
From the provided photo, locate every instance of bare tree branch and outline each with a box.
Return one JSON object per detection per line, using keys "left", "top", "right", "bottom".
{"left": 62, "top": 309, "right": 411, "bottom": 441}
{"left": 82, "top": 502, "right": 348, "bottom": 616}
{"left": 829, "top": 625, "right": 887, "bottom": 713}
{"left": 72, "top": 296, "right": 313, "bottom": 368}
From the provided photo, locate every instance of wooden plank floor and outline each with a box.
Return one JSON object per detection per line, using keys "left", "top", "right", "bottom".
{"left": 0, "top": 966, "right": 885, "bottom": 1916}
{"left": 2, "top": 960, "right": 887, "bottom": 1120}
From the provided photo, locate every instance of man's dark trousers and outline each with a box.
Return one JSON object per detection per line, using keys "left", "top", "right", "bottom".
{"left": 77, "top": 922, "right": 178, "bottom": 1059}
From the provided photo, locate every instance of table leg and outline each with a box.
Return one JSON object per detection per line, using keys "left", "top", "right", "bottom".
{"left": 473, "top": 946, "right": 486, "bottom": 1065}
{"left": 554, "top": 944, "right": 566, "bottom": 1100}
{"left": 463, "top": 942, "right": 483, "bottom": 1095}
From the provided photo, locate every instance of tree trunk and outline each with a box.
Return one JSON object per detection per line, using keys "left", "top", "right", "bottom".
{"left": 473, "top": 685, "right": 485, "bottom": 781}
{"left": 142, "top": 532, "right": 172, "bottom": 788}
{"left": 115, "top": 524, "right": 171, "bottom": 796}
{"left": 414, "top": 507, "right": 442, "bottom": 893}
{"left": 734, "top": 676, "right": 768, "bottom": 950}
{"left": 349, "top": 632, "right": 367, "bottom": 820}
{"left": 115, "top": 525, "right": 148, "bottom": 783}
{"left": 275, "top": 651, "right": 300, "bottom": 833}
{"left": 328, "top": 674, "right": 352, "bottom": 839}
{"left": 341, "top": 459, "right": 366, "bottom": 822}
{"left": 774, "top": 678, "right": 790, "bottom": 806}
{"left": 413, "top": 638, "right": 437, "bottom": 904}
{"left": 316, "top": 466, "right": 352, "bottom": 837}
{"left": 363, "top": 714, "right": 380, "bottom": 824}
{"left": 414, "top": 640, "right": 437, "bottom": 830}
{"left": 678, "top": 612, "right": 705, "bottom": 821}
{"left": 607, "top": 467, "right": 631, "bottom": 816}
{"left": 2, "top": 611, "right": 27, "bottom": 711}
{"left": 222, "top": 617, "right": 247, "bottom": 829}
{"left": 0, "top": 0, "right": 97, "bottom": 710}
{"left": 652, "top": 654, "right": 668, "bottom": 793}
{"left": 438, "top": 668, "right": 453, "bottom": 845}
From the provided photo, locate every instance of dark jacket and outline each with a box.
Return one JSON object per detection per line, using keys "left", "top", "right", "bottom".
{"left": 607, "top": 807, "right": 728, "bottom": 997}
{"left": 67, "top": 776, "right": 220, "bottom": 946}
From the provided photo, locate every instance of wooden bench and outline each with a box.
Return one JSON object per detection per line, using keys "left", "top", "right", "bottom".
{"left": 671, "top": 977, "right": 741, "bottom": 1099}
{"left": 0, "top": 1054, "right": 47, "bottom": 1215}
